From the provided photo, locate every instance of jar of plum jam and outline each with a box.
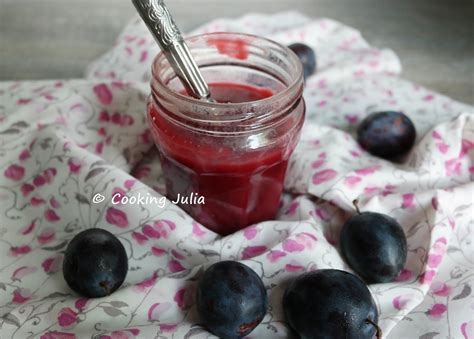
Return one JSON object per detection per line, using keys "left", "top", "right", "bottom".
{"left": 148, "top": 32, "right": 305, "bottom": 235}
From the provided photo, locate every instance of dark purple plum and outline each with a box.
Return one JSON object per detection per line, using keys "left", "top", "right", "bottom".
{"left": 357, "top": 111, "right": 416, "bottom": 160}
{"left": 283, "top": 269, "right": 380, "bottom": 339}
{"left": 63, "top": 228, "right": 128, "bottom": 298}
{"left": 288, "top": 43, "right": 317, "bottom": 80}
{"left": 196, "top": 261, "right": 267, "bottom": 338}
{"left": 340, "top": 200, "right": 407, "bottom": 283}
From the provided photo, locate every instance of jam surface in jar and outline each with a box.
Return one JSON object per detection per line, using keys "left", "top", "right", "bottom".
{"left": 149, "top": 83, "right": 293, "bottom": 235}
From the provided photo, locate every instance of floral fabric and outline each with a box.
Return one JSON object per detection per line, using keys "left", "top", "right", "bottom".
{"left": 0, "top": 11, "right": 473, "bottom": 339}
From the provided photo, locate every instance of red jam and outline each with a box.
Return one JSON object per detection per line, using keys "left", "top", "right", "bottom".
{"left": 149, "top": 83, "right": 290, "bottom": 235}
{"left": 148, "top": 32, "right": 305, "bottom": 235}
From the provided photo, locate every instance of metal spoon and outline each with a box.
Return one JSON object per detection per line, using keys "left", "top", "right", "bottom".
{"left": 132, "top": 0, "right": 213, "bottom": 101}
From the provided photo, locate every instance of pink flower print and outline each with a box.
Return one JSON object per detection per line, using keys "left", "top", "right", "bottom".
{"left": 112, "top": 187, "right": 126, "bottom": 202}
{"left": 395, "top": 269, "right": 412, "bottom": 282}
{"left": 267, "top": 250, "right": 287, "bottom": 263}
{"left": 50, "top": 197, "right": 61, "bottom": 209}
{"left": 350, "top": 150, "right": 361, "bottom": 157}
{"left": 57, "top": 307, "right": 78, "bottom": 328}
{"left": 296, "top": 232, "right": 317, "bottom": 249}
{"left": 285, "top": 262, "right": 305, "bottom": 272}
{"left": 17, "top": 98, "right": 32, "bottom": 105}
{"left": 148, "top": 302, "right": 172, "bottom": 321}
{"left": 344, "top": 114, "right": 358, "bottom": 125}
{"left": 243, "top": 225, "right": 258, "bottom": 240}
{"left": 142, "top": 224, "right": 160, "bottom": 238}
{"left": 364, "top": 186, "right": 379, "bottom": 194}
{"left": 132, "top": 166, "right": 150, "bottom": 179}
{"left": 423, "top": 94, "right": 434, "bottom": 101}
{"left": 344, "top": 176, "right": 362, "bottom": 188}
{"left": 426, "top": 303, "right": 447, "bottom": 319}
{"left": 75, "top": 298, "right": 89, "bottom": 312}
{"left": 419, "top": 270, "right": 436, "bottom": 284}
{"left": 10, "top": 245, "right": 31, "bottom": 256}
{"left": 460, "top": 139, "right": 474, "bottom": 158}
{"left": 42, "top": 255, "right": 62, "bottom": 274}
{"left": 140, "top": 50, "right": 148, "bottom": 62}
{"left": 192, "top": 222, "right": 206, "bottom": 238}
{"left": 430, "top": 281, "right": 452, "bottom": 297}
{"left": 43, "top": 168, "right": 57, "bottom": 183}
{"left": 45, "top": 209, "right": 60, "bottom": 222}
{"left": 21, "top": 219, "right": 37, "bottom": 235}
{"left": 159, "top": 324, "right": 177, "bottom": 333}
{"left": 67, "top": 158, "right": 82, "bottom": 174}
{"left": 402, "top": 193, "right": 415, "bottom": 209}
{"left": 432, "top": 130, "right": 442, "bottom": 140}
{"left": 95, "top": 141, "right": 104, "bottom": 154}
{"left": 283, "top": 239, "right": 305, "bottom": 253}
{"left": 111, "top": 113, "right": 134, "bottom": 126}
{"left": 141, "top": 130, "right": 152, "bottom": 144}
{"left": 40, "top": 331, "right": 76, "bottom": 339}
{"left": 431, "top": 197, "right": 439, "bottom": 210}
{"left": 12, "top": 288, "right": 33, "bottom": 304}
{"left": 285, "top": 202, "right": 299, "bottom": 215}
{"left": 355, "top": 165, "right": 380, "bottom": 176}
{"left": 150, "top": 220, "right": 176, "bottom": 239}
{"left": 461, "top": 321, "right": 474, "bottom": 339}
{"left": 93, "top": 84, "right": 113, "bottom": 105}
{"left": 436, "top": 142, "right": 449, "bottom": 154}
{"left": 106, "top": 207, "right": 129, "bottom": 228}
{"left": 427, "top": 254, "right": 443, "bottom": 269}
{"left": 168, "top": 260, "right": 185, "bottom": 273}
{"left": 121, "top": 114, "right": 134, "bottom": 126}
{"left": 392, "top": 294, "right": 413, "bottom": 310}
{"left": 99, "top": 110, "right": 110, "bottom": 122}
{"left": 12, "top": 266, "right": 37, "bottom": 281}
{"left": 4, "top": 164, "right": 25, "bottom": 181}
{"left": 312, "top": 169, "right": 338, "bottom": 185}
{"left": 151, "top": 246, "right": 167, "bottom": 256}
{"left": 38, "top": 227, "right": 55, "bottom": 244}
{"left": 134, "top": 272, "right": 158, "bottom": 292}
{"left": 124, "top": 179, "right": 136, "bottom": 190}
{"left": 31, "top": 196, "right": 46, "bottom": 206}
{"left": 19, "top": 149, "right": 30, "bottom": 161}
{"left": 311, "top": 158, "right": 325, "bottom": 169}
{"left": 315, "top": 208, "right": 330, "bottom": 221}
{"left": 445, "top": 158, "right": 462, "bottom": 176}
{"left": 174, "top": 288, "right": 190, "bottom": 309}
{"left": 111, "top": 112, "right": 122, "bottom": 125}
{"left": 21, "top": 183, "right": 35, "bottom": 196}
{"left": 33, "top": 174, "right": 46, "bottom": 186}
{"left": 131, "top": 232, "right": 148, "bottom": 245}
{"left": 242, "top": 245, "right": 267, "bottom": 259}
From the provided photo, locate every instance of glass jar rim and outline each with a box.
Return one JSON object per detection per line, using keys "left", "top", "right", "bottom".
{"left": 150, "top": 32, "right": 304, "bottom": 119}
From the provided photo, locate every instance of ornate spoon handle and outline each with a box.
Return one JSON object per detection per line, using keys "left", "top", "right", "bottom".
{"left": 132, "top": 0, "right": 212, "bottom": 100}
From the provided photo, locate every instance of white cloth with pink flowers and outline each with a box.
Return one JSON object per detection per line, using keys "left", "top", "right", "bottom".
{"left": 0, "top": 11, "right": 473, "bottom": 339}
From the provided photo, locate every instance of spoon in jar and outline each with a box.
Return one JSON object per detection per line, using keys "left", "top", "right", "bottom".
{"left": 131, "top": 0, "right": 214, "bottom": 101}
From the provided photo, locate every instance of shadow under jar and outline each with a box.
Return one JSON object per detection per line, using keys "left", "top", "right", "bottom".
{"left": 148, "top": 32, "right": 305, "bottom": 235}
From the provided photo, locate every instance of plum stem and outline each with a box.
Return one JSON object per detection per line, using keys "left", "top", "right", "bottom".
{"left": 353, "top": 199, "right": 362, "bottom": 215}
{"left": 366, "top": 318, "right": 382, "bottom": 339}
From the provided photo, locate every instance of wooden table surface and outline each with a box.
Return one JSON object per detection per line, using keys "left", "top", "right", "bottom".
{"left": 1, "top": 0, "right": 473, "bottom": 104}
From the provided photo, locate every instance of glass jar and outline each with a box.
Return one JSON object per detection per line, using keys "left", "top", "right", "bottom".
{"left": 148, "top": 32, "right": 305, "bottom": 235}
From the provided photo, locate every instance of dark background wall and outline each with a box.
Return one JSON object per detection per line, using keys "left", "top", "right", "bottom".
{"left": 1, "top": 0, "right": 473, "bottom": 104}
